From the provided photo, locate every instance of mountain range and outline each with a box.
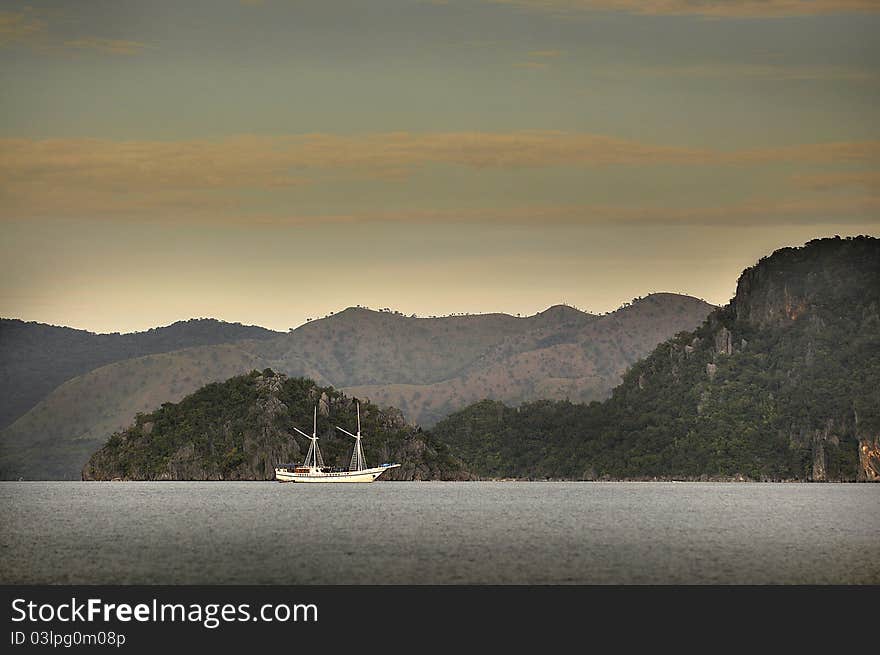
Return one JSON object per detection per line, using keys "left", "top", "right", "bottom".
{"left": 0, "top": 294, "right": 713, "bottom": 479}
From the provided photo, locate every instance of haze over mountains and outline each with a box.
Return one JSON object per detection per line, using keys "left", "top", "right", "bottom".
{"left": 0, "top": 293, "right": 713, "bottom": 479}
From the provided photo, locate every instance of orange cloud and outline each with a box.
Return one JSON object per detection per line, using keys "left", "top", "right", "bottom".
{"left": 186, "top": 196, "right": 850, "bottom": 229}
{"left": 0, "top": 7, "right": 147, "bottom": 56}
{"left": 0, "top": 10, "right": 47, "bottom": 46}
{"left": 2, "top": 132, "right": 877, "bottom": 179}
{"left": 608, "top": 63, "right": 879, "bottom": 83}
{"left": 0, "top": 132, "right": 712, "bottom": 190}
{"left": 2, "top": 133, "right": 879, "bottom": 220}
{"left": 517, "top": 50, "right": 562, "bottom": 69}
{"left": 208, "top": 195, "right": 880, "bottom": 227}
{"left": 791, "top": 171, "right": 880, "bottom": 191}
{"left": 63, "top": 38, "right": 147, "bottom": 56}
{"left": 728, "top": 142, "right": 880, "bottom": 165}
{"left": 489, "top": 1, "right": 880, "bottom": 18}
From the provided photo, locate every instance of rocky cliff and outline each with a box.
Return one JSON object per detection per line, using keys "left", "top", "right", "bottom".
{"left": 713, "top": 236, "right": 880, "bottom": 480}
{"left": 83, "top": 370, "right": 473, "bottom": 481}
{"left": 617, "top": 236, "right": 880, "bottom": 481}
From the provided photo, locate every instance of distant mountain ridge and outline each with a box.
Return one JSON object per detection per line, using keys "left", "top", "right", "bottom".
{"left": 431, "top": 236, "right": 880, "bottom": 482}
{"left": 259, "top": 303, "right": 599, "bottom": 388}
{"left": 0, "top": 318, "right": 281, "bottom": 430}
{"left": 0, "top": 294, "right": 713, "bottom": 479}
{"left": 347, "top": 293, "right": 712, "bottom": 425}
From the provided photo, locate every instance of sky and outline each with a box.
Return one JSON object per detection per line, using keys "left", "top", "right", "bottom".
{"left": 1, "top": 0, "right": 878, "bottom": 332}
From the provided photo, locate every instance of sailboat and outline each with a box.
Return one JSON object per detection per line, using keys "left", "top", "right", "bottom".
{"left": 274, "top": 403, "right": 400, "bottom": 483}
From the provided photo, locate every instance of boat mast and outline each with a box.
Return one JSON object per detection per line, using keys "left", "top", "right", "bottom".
{"left": 293, "top": 406, "right": 324, "bottom": 468}
{"left": 336, "top": 401, "right": 367, "bottom": 471}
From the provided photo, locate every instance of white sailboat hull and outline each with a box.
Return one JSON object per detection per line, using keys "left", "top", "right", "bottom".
{"left": 275, "top": 464, "right": 400, "bottom": 483}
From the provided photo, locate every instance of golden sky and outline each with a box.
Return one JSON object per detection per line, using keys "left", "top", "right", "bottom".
{"left": 1, "top": 0, "right": 878, "bottom": 332}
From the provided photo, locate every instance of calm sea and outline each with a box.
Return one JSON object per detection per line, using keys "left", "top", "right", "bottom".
{"left": 1, "top": 481, "right": 878, "bottom": 584}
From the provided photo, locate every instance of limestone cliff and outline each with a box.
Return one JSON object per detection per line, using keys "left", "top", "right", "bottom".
{"left": 646, "top": 236, "right": 880, "bottom": 481}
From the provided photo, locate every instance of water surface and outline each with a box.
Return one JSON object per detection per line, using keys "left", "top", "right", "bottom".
{"left": 1, "top": 482, "right": 878, "bottom": 584}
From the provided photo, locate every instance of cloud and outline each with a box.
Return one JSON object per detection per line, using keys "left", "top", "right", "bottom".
{"left": 611, "top": 63, "right": 879, "bottom": 83}
{"left": 729, "top": 141, "right": 880, "bottom": 164}
{"left": 63, "top": 38, "right": 147, "bottom": 56}
{"left": 2, "top": 131, "right": 877, "bottom": 176}
{"left": 791, "top": 171, "right": 880, "bottom": 191}
{"left": 0, "top": 10, "right": 47, "bottom": 46}
{"left": 580, "top": 195, "right": 880, "bottom": 225}
{"left": 0, "top": 132, "right": 712, "bottom": 189}
{"left": 488, "top": 0, "right": 880, "bottom": 18}
{"left": 362, "top": 195, "right": 880, "bottom": 225}
{"left": 517, "top": 50, "right": 563, "bottom": 69}
{"left": 2, "top": 132, "right": 879, "bottom": 220}
{"left": 0, "top": 7, "right": 147, "bottom": 55}
{"left": 200, "top": 195, "right": 880, "bottom": 228}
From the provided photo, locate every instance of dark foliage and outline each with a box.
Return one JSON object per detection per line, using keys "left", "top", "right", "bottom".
{"left": 84, "top": 372, "right": 470, "bottom": 481}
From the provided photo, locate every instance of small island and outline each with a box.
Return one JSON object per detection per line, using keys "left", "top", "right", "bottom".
{"left": 82, "top": 371, "right": 473, "bottom": 481}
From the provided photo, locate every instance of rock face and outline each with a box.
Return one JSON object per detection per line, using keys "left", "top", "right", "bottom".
{"left": 858, "top": 439, "right": 880, "bottom": 481}
{"left": 82, "top": 371, "right": 473, "bottom": 481}
{"left": 706, "top": 363, "right": 717, "bottom": 380}
{"left": 714, "top": 327, "right": 734, "bottom": 356}
{"left": 733, "top": 261, "right": 811, "bottom": 328}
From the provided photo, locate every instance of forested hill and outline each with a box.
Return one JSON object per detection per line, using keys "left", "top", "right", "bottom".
{"left": 0, "top": 318, "right": 281, "bottom": 430}
{"left": 82, "top": 370, "right": 472, "bottom": 481}
{"left": 431, "top": 236, "right": 880, "bottom": 482}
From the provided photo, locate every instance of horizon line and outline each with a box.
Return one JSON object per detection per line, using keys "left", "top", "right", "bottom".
{"left": 1, "top": 291, "right": 718, "bottom": 336}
